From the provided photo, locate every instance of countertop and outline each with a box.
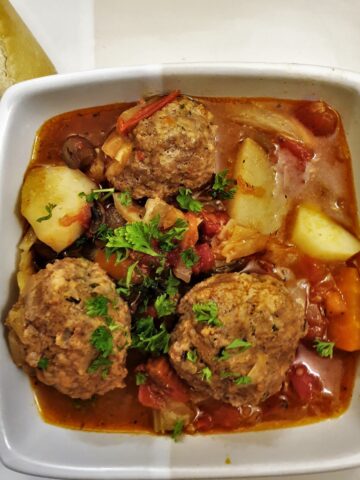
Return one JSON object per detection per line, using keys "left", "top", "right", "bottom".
{"left": 3, "top": 0, "right": 360, "bottom": 478}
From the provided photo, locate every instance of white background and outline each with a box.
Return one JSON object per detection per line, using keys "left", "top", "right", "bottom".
{"left": 4, "top": 0, "right": 360, "bottom": 479}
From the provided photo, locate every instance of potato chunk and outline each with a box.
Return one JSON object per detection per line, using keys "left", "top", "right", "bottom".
{"left": 21, "top": 166, "right": 96, "bottom": 252}
{"left": 292, "top": 204, "right": 360, "bottom": 261}
{"left": 227, "top": 138, "right": 288, "bottom": 234}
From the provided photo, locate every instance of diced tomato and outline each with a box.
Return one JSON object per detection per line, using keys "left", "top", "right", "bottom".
{"left": 278, "top": 137, "right": 314, "bottom": 171}
{"left": 193, "top": 412, "right": 214, "bottom": 432}
{"left": 138, "top": 384, "right": 165, "bottom": 410}
{"left": 200, "top": 211, "right": 229, "bottom": 238}
{"left": 305, "top": 303, "right": 327, "bottom": 341}
{"left": 295, "top": 101, "right": 338, "bottom": 137}
{"left": 192, "top": 243, "right": 215, "bottom": 275}
{"left": 289, "top": 364, "right": 322, "bottom": 403}
{"left": 200, "top": 400, "right": 242, "bottom": 429}
{"left": 145, "top": 357, "right": 190, "bottom": 403}
{"left": 166, "top": 248, "right": 180, "bottom": 268}
{"left": 59, "top": 204, "right": 91, "bottom": 229}
{"left": 94, "top": 249, "right": 139, "bottom": 281}
{"left": 180, "top": 212, "right": 200, "bottom": 249}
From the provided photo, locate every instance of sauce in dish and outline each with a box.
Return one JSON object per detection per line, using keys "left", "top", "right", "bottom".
{"left": 5, "top": 92, "right": 360, "bottom": 439}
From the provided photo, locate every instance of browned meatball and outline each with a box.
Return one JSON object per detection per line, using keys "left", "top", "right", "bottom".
{"left": 106, "top": 96, "right": 217, "bottom": 198}
{"left": 169, "top": 273, "right": 305, "bottom": 407}
{"left": 5, "top": 257, "right": 131, "bottom": 399}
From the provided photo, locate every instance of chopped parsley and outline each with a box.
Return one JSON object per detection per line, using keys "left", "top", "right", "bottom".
{"left": 171, "top": 419, "right": 184, "bottom": 442}
{"left": 79, "top": 188, "right": 115, "bottom": 203}
{"left": 176, "top": 187, "right": 203, "bottom": 213}
{"left": 217, "top": 338, "right": 252, "bottom": 361}
{"left": 314, "top": 340, "right": 335, "bottom": 358}
{"left": 90, "top": 326, "right": 113, "bottom": 358}
{"left": 88, "top": 326, "right": 114, "bottom": 378}
{"left": 200, "top": 366, "right": 212, "bottom": 382}
{"left": 192, "top": 301, "right": 222, "bottom": 327}
{"left": 105, "top": 216, "right": 188, "bottom": 258}
{"left": 85, "top": 295, "right": 110, "bottom": 318}
{"left": 211, "top": 170, "right": 236, "bottom": 200}
{"left": 220, "top": 371, "right": 252, "bottom": 385}
{"left": 186, "top": 349, "right": 198, "bottom": 363}
{"left": 36, "top": 203, "right": 57, "bottom": 223}
{"left": 158, "top": 218, "right": 188, "bottom": 252}
{"left": 166, "top": 271, "right": 180, "bottom": 297}
{"left": 116, "top": 262, "right": 138, "bottom": 297}
{"left": 37, "top": 357, "right": 49, "bottom": 370}
{"left": 135, "top": 372, "right": 148, "bottom": 385}
{"left": 87, "top": 356, "right": 112, "bottom": 378}
{"left": 132, "top": 316, "right": 170, "bottom": 355}
{"left": 96, "top": 223, "right": 114, "bottom": 242}
{"left": 154, "top": 293, "right": 176, "bottom": 318}
{"left": 180, "top": 248, "right": 199, "bottom": 268}
{"left": 118, "top": 191, "right": 132, "bottom": 206}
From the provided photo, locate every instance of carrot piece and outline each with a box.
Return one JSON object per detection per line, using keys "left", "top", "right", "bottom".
{"left": 94, "top": 249, "right": 137, "bottom": 282}
{"left": 117, "top": 90, "right": 180, "bottom": 134}
{"left": 327, "top": 267, "right": 360, "bottom": 351}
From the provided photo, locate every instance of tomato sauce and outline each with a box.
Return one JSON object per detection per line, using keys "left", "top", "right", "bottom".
{"left": 29, "top": 96, "right": 359, "bottom": 434}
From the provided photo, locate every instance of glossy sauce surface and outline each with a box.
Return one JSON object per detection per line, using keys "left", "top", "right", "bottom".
{"left": 30, "top": 97, "right": 359, "bottom": 433}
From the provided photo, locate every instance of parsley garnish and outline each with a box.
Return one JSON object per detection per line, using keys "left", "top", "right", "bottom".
{"left": 135, "top": 372, "right": 148, "bottom": 385}
{"left": 166, "top": 270, "right": 180, "bottom": 297}
{"left": 88, "top": 326, "right": 114, "bottom": 378}
{"left": 186, "top": 349, "right": 198, "bottom": 363}
{"left": 96, "top": 223, "right": 113, "bottom": 242}
{"left": 87, "top": 356, "right": 112, "bottom": 378}
{"left": 217, "top": 338, "right": 251, "bottom": 361}
{"left": 180, "top": 248, "right": 199, "bottom": 268}
{"left": 105, "top": 217, "right": 188, "bottom": 258}
{"left": 211, "top": 170, "right": 236, "bottom": 199}
{"left": 193, "top": 301, "right": 222, "bottom": 327}
{"left": 37, "top": 357, "right": 49, "bottom": 370}
{"left": 314, "top": 340, "right": 335, "bottom": 358}
{"left": 132, "top": 316, "right": 170, "bottom": 355}
{"left": 200, "top": 367, "right": 212, "bottom": 382}
{"left": 157, "top": 218, "right": 188, "bottom": 252}
{"left": 36, "top": 203, "right": 57, "bottom": 223}
{"left": 106, "top": 217, "right": 160, "bottom": 257}
{"left": 90, "top": 326, "right": 113, "bottom": 358}
{"left": 79, "top": 188, "right": 115, "bottom": 203}
{"left": 117, "top": 191, "right": 132, "bottom": 206}
{"left": 171, "top": 419, "right": 184, "bottom": 442}
{"left": 154, "top": 293, "right": 176, "bottom": 318}
{"left": 85, "top": 295, "right": 110, "bottom": 318}
{"left": 220, "top": 371, "right": 252, "bottom": 385}
{"left": 117, "top": 262, "right": 138, "bottom": 297}
{"left": 176, "top": 187, "right": 203, "bottom": 213}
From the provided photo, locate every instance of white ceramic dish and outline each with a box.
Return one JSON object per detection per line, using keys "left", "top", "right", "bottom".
{"left": 0, "top": 63, "right": 359, "bottom": 479}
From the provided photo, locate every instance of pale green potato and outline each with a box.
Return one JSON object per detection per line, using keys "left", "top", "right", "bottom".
{"left": 21, "top": 166, "right": 96, "bottom": 252}
{"left": 227, "top": 137, "right": 288, "bottom": 234}
{"left": 292, "top": 204, "right": 360, "bottom": 261}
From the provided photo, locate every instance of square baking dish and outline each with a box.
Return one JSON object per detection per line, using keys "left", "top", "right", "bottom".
{"left": 0, "top": 63, "right": 359, "bottom": 479}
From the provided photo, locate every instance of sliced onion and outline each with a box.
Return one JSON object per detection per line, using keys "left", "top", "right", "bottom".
{"left": 143, "top": 197, "right": 185, "bottom": 229}
{"left": 113, "top": 194, "right": 144, "bottom": 223}
{"left": 17, "top": 227, "right": 37, "bottom": 292}
{"left": 229, "top": 102, "right": 314, "bottom": 145}
{"left": 153, "top": 400, "right": 194, "bottom": 434}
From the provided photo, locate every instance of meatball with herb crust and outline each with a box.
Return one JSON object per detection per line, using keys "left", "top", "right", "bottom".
{"left": 5, "top": 257, "right": 131, "bottom": 399}
{"left": 169, "top": 272, "right": 305, "bottom": 407}
{"left": 106, "top": 96, "right": 217, "bottom": 199}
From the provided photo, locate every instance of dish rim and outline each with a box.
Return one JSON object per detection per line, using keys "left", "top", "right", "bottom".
{"left": 0, "top": 62, "right": 360, "bottom": 479}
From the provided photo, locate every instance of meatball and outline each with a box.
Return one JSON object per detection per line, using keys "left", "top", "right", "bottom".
{"left": 5, "top": 257, "right": 131, "bottom": 399}
{"left": 106, "top": 96, "right": 217, "bottom": 198}
{"left": 169, "top": 273, "right": 305, "bottom": 407}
